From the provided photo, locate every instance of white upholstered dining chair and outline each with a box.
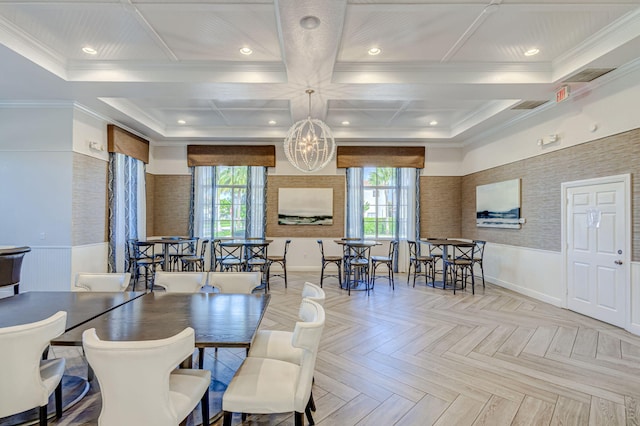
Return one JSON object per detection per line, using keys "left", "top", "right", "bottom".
{"left": 82, "top": 327, "right": 211, "bottom": 426}
{"left": 222, "top": 298, "right": 325, "bottom": 426}
{"left": 248, "top": 282, "right": 325, "bottom": 364}
{"left": 74, "top": 272, "right": 131, "bottom": 292}
{"left": 153, "top": 271, "right": 207, "bottom": 293}
{"left": 208, "top": 272, "right": 261, "bottom": 294}
{"left": 0, "top": 311, "right": 67, "bottom": 425}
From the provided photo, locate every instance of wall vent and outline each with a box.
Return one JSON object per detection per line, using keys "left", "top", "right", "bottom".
{"left": 563, "top": 68, "right": 615, "bottom": 83}
{"left": 511, "top": 100, "right": 549, "bottom": 110}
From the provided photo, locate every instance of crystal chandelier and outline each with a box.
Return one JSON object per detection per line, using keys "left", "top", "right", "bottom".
{"left": 284, "top": 89, "right": 336, "bottom": 173}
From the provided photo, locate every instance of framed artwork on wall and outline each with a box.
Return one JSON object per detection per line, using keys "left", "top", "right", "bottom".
{"left": 476, "top": 179, "right": 521, "bottom": 229}
{"left": 278, "top": 188, "right": 333, "bottom": 225}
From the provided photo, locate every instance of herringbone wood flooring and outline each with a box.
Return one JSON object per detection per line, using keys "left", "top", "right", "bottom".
{"left": 49, "top": 271, "right": 640, "bottom": 425}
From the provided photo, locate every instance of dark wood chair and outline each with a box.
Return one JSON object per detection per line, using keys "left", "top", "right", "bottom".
{"left": 370, "top": 240, "right": 398, "bottom": 290}
{"left": 181, "top": 239, "right": 209, "bottom": 271}
{"left": 317, "top": 240, "right": 342, "bottom": 288}
{"left": 407, "top": 241, "right": 435, "bottom": 288}
{"left": 0, "top": 246, "right": 31, "bottom": 295}
{"left": 444, "top": 243, "right": 476, "bottom": 294}
{"left": 267, "top": 239, "right": 291, "bottom": 289}
{"left": 472, "top": 240, "right": 486, "bottom": 288}
{"left": 130, "top": 240, "right": 162, "bottom": 291}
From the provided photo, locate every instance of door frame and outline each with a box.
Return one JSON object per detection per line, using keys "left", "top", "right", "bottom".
{"left": 561, "top": 174, "right": 631, "bottom": 329}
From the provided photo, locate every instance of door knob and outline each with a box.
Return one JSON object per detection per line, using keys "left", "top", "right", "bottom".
{"left": 614, "top": 260, "right": 623, "bottom": 265}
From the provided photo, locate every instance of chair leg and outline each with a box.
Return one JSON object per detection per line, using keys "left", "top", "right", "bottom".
{"left": 320, "top": 264, "right": 324, "bottom": 288}
{"left": 309, "top": 391, "right": 316, "bottom": 412}
{"left": 284, "top": 262, "right": 288, "bottom": 288}
{"left": 201, "top": 387, "right": 210, "bottom": 426}
{"left": 39, "top": 405, "right": 47, "bottom": 425}
{"left": 295, "top": 411, "right": 306, "bottom": 426}
{"left": 55, "top": 380, "right": 63, "bottom": 419}
{"left": 305, "top": 405, "right": 315, "bottom": 425}
{"left": 198, "top": 347, "right": 205, "bottom": 369}
{"left": 222, "top": 411, "right": 232, "bottom": 426}
{"left": 470, "top": 266, "right": 475, "bottom": 294}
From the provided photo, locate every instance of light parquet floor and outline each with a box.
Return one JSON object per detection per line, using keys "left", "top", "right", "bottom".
{"left": 48, "top": 271, "right": 640, "bottom": 426}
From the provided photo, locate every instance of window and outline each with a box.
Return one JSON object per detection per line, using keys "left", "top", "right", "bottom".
{"left": 215, "top": 166, "right": 247, "bottom": 238}
{"left": 346, "top": 167, "right": 418, "bottom": 241}
{"left": 363, "top": 167, "right": 396, "bottom": 239}
{"left": 193, "top": 166, "right": 266, "bottom": 239}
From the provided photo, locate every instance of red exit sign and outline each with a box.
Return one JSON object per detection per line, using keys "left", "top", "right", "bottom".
{"left": 556, "top": 85, "right": 570, "bottom": 103}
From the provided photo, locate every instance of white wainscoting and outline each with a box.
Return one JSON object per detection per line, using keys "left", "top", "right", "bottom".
{"left": 19, "top": 246, "right": 72, "bottom": 292}
{"left": 484, "top": 242, "right": 563, "bottom": 306}
{"left": 629, "top": 262, "right": 640, "bottom": 335}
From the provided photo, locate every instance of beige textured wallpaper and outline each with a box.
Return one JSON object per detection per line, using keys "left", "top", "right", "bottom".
{"left": 151, "top": 175, "right": 190, "bottom": 237}
{"left": 420, "top": 176, "right": 462, "bottom": 239}
{"left": 145, "top": 173, "right": 155, "bottom": 236}
{"left": 267, "top": 176, "right": 345, "bottom": 238}
{"left": 72, "top": 153, "right": 107, "bottom": 245}
{"left": 461, "top": 128, "right": 640, "bottom": 260}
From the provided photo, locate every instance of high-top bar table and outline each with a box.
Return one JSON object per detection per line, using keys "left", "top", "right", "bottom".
{"left": 144, "top": 236, "right": 195, "bottom": 271}
{"left": 419, "top": 239, "right": 475, "bottom": 290}
{"left": 334, "top": 240, "right": 380, "bottom": 293}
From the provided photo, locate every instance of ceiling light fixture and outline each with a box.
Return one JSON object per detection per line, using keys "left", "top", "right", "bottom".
{"left": 300, "top": 15, "right": 321, "bottom": 30}
{"left": 268, "top": 120, "right": 277, "bottom": 125}
{"left": 177, "top": 119, "right": 186, "bottom": 124}
{"left": 524, "top": 48, "right": 540, "bottom": 57}
{"left": 82, "top": 46, "right": 97, "bottom": 55}
{"left": 429, "top": 120, "right": 438, "bottom": 126}
{"left": 342, "top": 121, "right": 350, "bottom": 126}
{"left": 284, "top": 89, "right": 336, "bottom": 173}
{"left": 239, "top": 47, "right": 253, "bottom": 55}
{"left": 368, "top": 47, "right": 381, "bottom": 56}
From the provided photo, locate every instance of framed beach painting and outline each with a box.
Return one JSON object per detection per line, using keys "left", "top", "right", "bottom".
{"left": 278, "top": 188, "right": 333, "bottom": 225}
{"left": 476, "top": 179, "right": 521, "bottom": 229}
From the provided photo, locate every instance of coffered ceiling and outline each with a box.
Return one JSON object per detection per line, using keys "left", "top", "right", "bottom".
{"left": 1, "top": 0, "right": 639, "bottom": 146}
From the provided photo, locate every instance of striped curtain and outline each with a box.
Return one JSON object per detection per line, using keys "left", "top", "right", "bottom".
{"left": 108, "top": 153, "right": 145, "bottom": 272}
{"left": 246, "top": 166, "right": 267, "bottom": 238}
{"left": 345, "top": 167, "right": 364, "bottom": 238}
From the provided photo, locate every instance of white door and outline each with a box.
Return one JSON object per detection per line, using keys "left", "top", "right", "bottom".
{"left": 565, "top": 176, "right": 629, "bottom": 327}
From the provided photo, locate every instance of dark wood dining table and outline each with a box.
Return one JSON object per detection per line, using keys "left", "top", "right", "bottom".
{"left": 52, "top": 292, "right": 271, "bottom": 349}
{"left": 0, "top": 291, "right": 145, "bottom": 426}
{"left": 0, "top": 291, "right": 145, "bottom": 329}
{"left": 51, "top": 292, "right": 271, "bottom": 425}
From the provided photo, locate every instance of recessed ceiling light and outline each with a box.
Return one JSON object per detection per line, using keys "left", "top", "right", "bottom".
{"left": 429, "top": 120, "right": 438, "bottom": 126}
{"left": 239, "top": 47, "right": 253, "bottom": 55}
{"left": 268, "top": 120, "right": 277, "bottom": 125}
{"left": 342, "top": 121, "right": 350, "bottom": 126}
{"left": 524, "top": 48, "right": 540, "bottom": 57}
{"left": 300, "top": 16, "right": 321, "bottom": 30}
{"left": 177, "top": 120, "right": 186, "bottom": 125}
{"left": 368, "top": 47, "right": 381, "bottom": 56}
{"left": 82, "top": 46, "right": 97, "bottom": 55}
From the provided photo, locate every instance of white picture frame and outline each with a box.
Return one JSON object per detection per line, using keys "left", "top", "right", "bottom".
{"left": 476, "top": 179, "right": 521, "bottom": 229}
